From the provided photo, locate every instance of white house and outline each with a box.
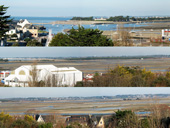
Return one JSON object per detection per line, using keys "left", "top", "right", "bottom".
{"left": 6, "top": 29, "right": 17, "bottom": 35}
{"left": 0, "top": 71, "right": 10, "bottom": 80}
{"left": 36, "top": 115, "right": 45, "bottom": 123}
{"left": 94, "top": 17, "right": 107, "bottom": 21}
{"left": 17, "top": 19, "right": 30, "bottom": 28}
{"left": 5, "top": 28, "right": 24, "bottom": 40}
{"left": 4, "top": 65, "right": 82, "bottom": 87}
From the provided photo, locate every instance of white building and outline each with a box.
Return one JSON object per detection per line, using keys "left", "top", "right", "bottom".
{"left": 94, "top": 17, "right": 107, "bottom": 21}
{"left": 162, "top": 29, "right": 170, "bottom": 38}
{"left": 5, "top": 28, "right": 24, "bottom": 40}
{"left": 4, "top": 65, "right": 82, "bottom": 87}
{"left": 0, "top": 71, "right": 10, "bottom": 80}
{"left": 17, "top": 19, "right": 30, "bottom": 28}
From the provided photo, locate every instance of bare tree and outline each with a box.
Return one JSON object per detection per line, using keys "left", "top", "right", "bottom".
{"left": 28, "top": 62, "right": 40, "bottom": 87}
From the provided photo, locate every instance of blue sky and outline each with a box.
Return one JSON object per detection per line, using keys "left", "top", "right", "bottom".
{"left": 1, "top": 0, "right": 170, "bottom": 17}
{"left": 0, "top": 47, "right": 170, "bottom": 58}
{"left": 0, "top": 87, "right": 170, "bottom": 98}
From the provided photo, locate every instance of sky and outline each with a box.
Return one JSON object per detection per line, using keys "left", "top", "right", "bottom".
{"left": 1, "top": 0, "right": 170, "bottom": 17}
{"left": 0, "top": 87, "right": 170, "bottom": 98}
{"left": 0, "top": 47, "right": 170, "bottom": 58}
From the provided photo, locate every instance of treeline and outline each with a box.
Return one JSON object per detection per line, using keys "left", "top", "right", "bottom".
{"left": 49, "top": 26, "right": 113, "bottom": 46}
{"left": 106, "top": 104, "right": 170, "bottom": 128}
{"left": 107, "top": 16, "right": 170, "bottom": 22}
{"left": 76, "top": 65, "right": 170, "bottom": 87}
{"left": 71, "top": 16, "right": 170, "bottom": 22}
{"left": 0, "top": 113, "right": 52, "bottom": 128}
{"left": 107, "top": 16, "right": 130, "bottom": 22}
{"left": 66, "top": 56, "right": 160, "bottom": 60}
{"left": 71, "top": 16, "right": 94, "bottom": 21}
{"left": 0, "top": 59, "right": 8, "bottom": 62}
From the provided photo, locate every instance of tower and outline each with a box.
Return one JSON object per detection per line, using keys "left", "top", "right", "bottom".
{"left": 46, "top": 29, "right": 53, "bottom": 47}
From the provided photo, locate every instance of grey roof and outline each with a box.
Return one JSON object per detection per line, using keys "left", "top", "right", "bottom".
{"left": 91, "top": 115, "right": 102, "bottom": 123}
{"left": 24, "top": 24, "right": 37, "bottom": 29}
{"left": 16, "top": 25, "right": 22, "bottom": 28}
{"left": 18, "top": 19, "right": 24, "bottom": 23}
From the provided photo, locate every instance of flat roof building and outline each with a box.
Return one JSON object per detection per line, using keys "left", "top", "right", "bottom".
{"left": 4, "top": 65, "right": 82, "bottom": 87}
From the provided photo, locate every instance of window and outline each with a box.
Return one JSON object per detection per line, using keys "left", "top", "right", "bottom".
{"left": 19, "top": 70, "right": 26, "bottom": 75}
{"left": 14, "top": 78, "right": 19, "bottom": 82}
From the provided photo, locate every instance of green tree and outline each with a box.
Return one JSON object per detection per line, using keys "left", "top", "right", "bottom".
{"left": 152, "top": 76, "right": 170, "bottom": 87}
{"left": 24, "top": 115, "right": 35, "bottom": 123}
{"left": 0, "top": 112, "right": 14, "bottom": 128}
{"left": 11, "top": 119, "right": 30, "bottom": 128}
{"left": 115, "top": 110, "right": 139, "bottom": 128}
{"left": 0, "top": 5, "right": 12, "bottom": 39}
{"left": 38, "top": 123, "right": 53, "bottom": 128}
{"left": 50, "top": 26, "right": 113, "bottom": 46}
{"left": 12, "top": 42, "right": 19, "bottom": 46}
{"left": 49, "top": 33, "right": 70, "bottom": 46}
{"left": 26, "top": 39, "right": 42, "bottom": 46}
{"left": 24, "top": 37, "right": 31, "bottom": 43}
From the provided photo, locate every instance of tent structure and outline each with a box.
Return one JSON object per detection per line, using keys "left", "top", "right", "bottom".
{"left": 4, "top": 65, "right": 82, "bottom": 87}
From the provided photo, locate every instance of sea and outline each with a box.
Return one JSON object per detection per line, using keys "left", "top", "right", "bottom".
{"left": 12, "top": 16, "right": 147, "bottom": 34}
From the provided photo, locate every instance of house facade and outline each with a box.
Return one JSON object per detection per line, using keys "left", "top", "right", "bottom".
{"left": 4, "top": 65, "right": 82, "bottom": 87}
{"left": 0, "top": 71, "right": 10, "bottom": 80}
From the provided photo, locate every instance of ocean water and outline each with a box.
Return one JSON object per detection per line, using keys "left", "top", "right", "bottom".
{"left": 12, "top": 16, "right": 146, "bottom": 34}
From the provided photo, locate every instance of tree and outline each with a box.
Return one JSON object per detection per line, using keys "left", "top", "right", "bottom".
{"left": 24, "top": 37, "right": 31, "bottom": 43}
{"left": 152, "top": 76, "right": 170, "bottom": 87}
{"left": 12, "top": 42, "right": 19, "bottom": 46}
{"left": 49, "top": 33, "right": 70, "bottom": 46}
{"left": 115, "top": 110, "right": 139, "bottom": 128}
{"left": 0, "top": 5, "right": 12, "bottom": 39}
{"left": 49, "top": 26, "right": 113, "bottom": 46}
{"left": 26, "top": 39, "right": 42, "bottom": 46}
{"left": 0, "top": 112, "right": 14, "bottom": 128}
{"left": 28, "top": 62, "right": 40, "bottom": 87}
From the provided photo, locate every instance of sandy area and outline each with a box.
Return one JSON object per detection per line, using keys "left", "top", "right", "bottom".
{"left": 1, "top": 58, "right": 170, "bottom": 75}
{"left": 1, "top": 98, "right": 170, "bottom": 115}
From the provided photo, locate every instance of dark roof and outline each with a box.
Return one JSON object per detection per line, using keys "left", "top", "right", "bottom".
{"left": 35, "top": 114, "right": 40, "bottom": 121}
{"left": 91, "top": 115, "right": 102, "bottom": 123}
{"left": 18, "top": 19, "right": 24, "bottom": 23}
{"left": 66, "top": 115, "right": 89, "bottom": 125}
{"left": 24, "top": 24, "right": 37, "bottom": 29}
{"left": 9, "top": 25, "right": 15, "bottom": 30}
{"left": 16, "top": 25, "right": 22, "bottom": 28}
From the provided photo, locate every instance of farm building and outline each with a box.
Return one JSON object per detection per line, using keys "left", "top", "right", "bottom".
{"left": 4, "top": 65, "right": 82, "bottom": 87}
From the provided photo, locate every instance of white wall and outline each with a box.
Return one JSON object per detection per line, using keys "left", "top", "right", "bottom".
{"left": 4, "top": 65, "right": 83, "bottom": 87}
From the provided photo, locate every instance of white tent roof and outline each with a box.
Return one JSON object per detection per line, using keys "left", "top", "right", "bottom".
{"left": 5, "top": 75, "right": 28, "bottom": 81}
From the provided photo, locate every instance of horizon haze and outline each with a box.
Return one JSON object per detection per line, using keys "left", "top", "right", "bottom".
{"left": 1, "top": 0, "right": 170, "bottom": 17}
